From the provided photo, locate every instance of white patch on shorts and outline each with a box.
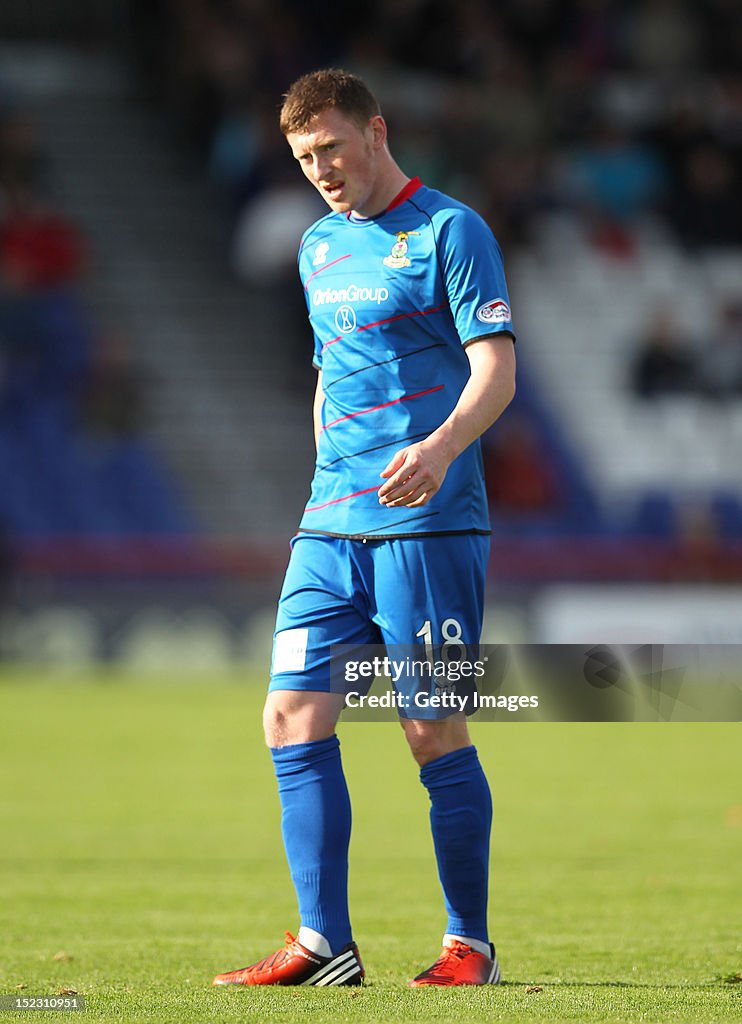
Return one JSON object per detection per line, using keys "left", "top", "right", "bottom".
{"left": 272, "top": 628, "right": 309, "bottom": 673}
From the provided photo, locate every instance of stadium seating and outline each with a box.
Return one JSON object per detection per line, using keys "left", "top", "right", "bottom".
{"left": 511, "top": 236, "right": 742, "bottom": 539}
{"left": 0, "top": 398, "right": 191, "bottom": 536}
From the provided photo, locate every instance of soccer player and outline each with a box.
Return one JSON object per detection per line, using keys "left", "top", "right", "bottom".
{"left": 213, "top": 68, "right": 516, "bottom": 989}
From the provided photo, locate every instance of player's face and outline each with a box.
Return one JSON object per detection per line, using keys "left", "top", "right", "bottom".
{"left": 286, "top": 108, "right": 386, "bottom": 217}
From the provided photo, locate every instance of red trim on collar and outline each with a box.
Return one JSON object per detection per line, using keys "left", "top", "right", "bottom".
{"left": 385, "top": 176, "right": 422, "bottom": 212}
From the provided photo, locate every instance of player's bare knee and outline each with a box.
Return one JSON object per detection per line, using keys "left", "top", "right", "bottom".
{"left": 263, "top": 692, "right": 300, "bottom": 747}
{"left": 401, "top": 724, "right": 442, "bottom": 766}
{"left": 262, "top": 698, "right": 288, "bottom": 748}
{"left": 264, "top": 691, "right": 344, "bottom": 747}
{"left": 402, "top": 719, "right": 470, "bottom": 766}
{"left": 407, "top": 736, "right": 439, "bottom": 766}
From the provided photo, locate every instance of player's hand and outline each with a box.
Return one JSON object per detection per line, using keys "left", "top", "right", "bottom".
{"left": 378, "top": 439, "right": 451, "bottom": 508}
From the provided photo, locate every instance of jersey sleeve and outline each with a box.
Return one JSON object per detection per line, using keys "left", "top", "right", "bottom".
{"left": 436, "top": 208, "right": 515, "bottom": 345}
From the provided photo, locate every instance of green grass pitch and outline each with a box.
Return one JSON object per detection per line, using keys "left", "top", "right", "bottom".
{"left": 1, "top": 671, "right": 740, "bottom": 1024}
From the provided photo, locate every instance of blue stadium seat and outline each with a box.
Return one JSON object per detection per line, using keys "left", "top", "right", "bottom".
{"left": 91, "top": 440, "right": 194, "bottom": 534}
{"left": 711, "top": 492, "right": 742, "bottom": 540}
{"left": 632, "top": 492, "right": 678, "bottom": 538}
{"left": 0, "top": 401, "right": 192, "bottom": 536}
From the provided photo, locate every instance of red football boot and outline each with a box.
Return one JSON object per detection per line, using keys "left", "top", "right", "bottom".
{"left": 212, "top": 932, "right": 364, "bottom": 987}
{"left": 409, "top": 938, "right": 502, "bottom": 987}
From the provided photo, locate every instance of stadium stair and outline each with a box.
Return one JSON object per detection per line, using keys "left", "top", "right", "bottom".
{"left": 9, "top": 45, "right": 314, "bottom": 538}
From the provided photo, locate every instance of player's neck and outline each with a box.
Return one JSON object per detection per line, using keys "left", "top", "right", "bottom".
{"left": 352, "top": 158, "right": 410, "bottom": 219}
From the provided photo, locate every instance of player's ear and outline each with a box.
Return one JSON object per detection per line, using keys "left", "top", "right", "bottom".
{"left": 368, "top": 115, "right": 387, "bottom": 150}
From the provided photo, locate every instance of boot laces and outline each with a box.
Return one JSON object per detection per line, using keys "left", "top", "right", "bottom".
{"left": 428, "top": 941, "right": 472, "bottom": 974}
{"left": 251, "top": 932, "right": 298, "bottom": 972}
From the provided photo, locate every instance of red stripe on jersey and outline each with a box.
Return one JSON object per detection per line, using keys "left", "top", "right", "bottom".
{"left": 321, "top": 335, "right": 343, "bottom": 353}
{"left": 320, "top": 303, "right": 447, "bottom": 354}
{"left": 385, "top": 176, "right": 423, "bottom": 212}
{"left": 304, "top": 254, "right": 352, "bottom": 289}
{"left": 358, "top": 302, "right": 448, "bottom": 333}
{"left": 320, "top": 385, "right": 444, "bottom": 432}
{"left": 304, "top": 484, "right": 381, "bottom": 513}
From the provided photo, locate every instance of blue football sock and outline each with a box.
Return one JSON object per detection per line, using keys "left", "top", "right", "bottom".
{"left": 270, "top": 735, "right": 352, "bottom": 954}
{"left": 420, "top": 745, "right": 492, "bottom": 944}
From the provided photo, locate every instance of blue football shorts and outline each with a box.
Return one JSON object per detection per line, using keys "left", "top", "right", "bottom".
{"left": 269, "top": 532, "right": 489, "bottom": 709}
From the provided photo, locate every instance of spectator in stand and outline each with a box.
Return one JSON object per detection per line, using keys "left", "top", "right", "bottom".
{"left": 564, "top": 0, "right": 629, "bottom": 75}
{"left": 230, "top": 166, "right": 323, "bottom": 287}
{"left": 666, "top": 144, "right": 742, "bottom": 249}
{"left": 472, "top": 50, "right": 546, "bottom": 151}
{"left": 630, "top": 307, "right": 699, "bottom": 398}
{"left": 667, "top": 498, "right": 731, "bottom": 582}
{"left": 0, "top": 185, "right": 85, "bottom": 292}
{"left": 542, "top": 49, "right": 594, "bottom": 146}
{"left": 711, "top": 74, "right": 742, "bottom": 169}
{"left": 628, "top": 0, "right": 701, "bottom": 75}
{"left": 556, "top": 119, "right": 666, "bottom": 256}
{"left": 502, "top": 0, "right": 575, "bottom": 71}
{"left": 133, "top": 0, "right": 742, "bottom": 285}
{"left": 230, "top": 162, "right": 323, "bottom": 394}
{"left": 697, "top": 299, "right": 742, "bottom": 398}
{"left": 210, "top": 97, "right": 298, "bottom": 216}
{"left": 482, "top": 416, "right": 561, "bottom": 516}
{"left": 0, "top": 106, "right": 46, "bottom": 194}
{"left": 83, "top": 335, "right": 148, "bottom": 439}
{"left": 698, "top": 0, "right": 742, "bottom": 75}
{"left": 478, "top": 146, "right": 551, "bottom": 248}
{"left": 0, "top": 184, "right": 90, "bottom": 417}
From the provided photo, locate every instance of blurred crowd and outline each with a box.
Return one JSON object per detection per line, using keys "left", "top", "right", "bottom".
{"left": 3, "top": 0, "right": 741, "bottom": 542}
{"left": 128, "top": 0, "right": 742, "bottom": 530}
{"left": 631, "top": 300, "right": 742, "bottom": 399}
{"left": 0, "top": 79, "right": 146, "bottom": 441}
{"left": 131, "top": 0, "right": 742, "bottom": 267}
{"left": 0, "top": 78, "right": 187, "bottom": 540}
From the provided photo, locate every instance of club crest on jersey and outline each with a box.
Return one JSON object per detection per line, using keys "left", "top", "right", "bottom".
{"left": 383, "top": 230, "right": 419, "bottom": 269}
{"left": 313, "top": 241, "right": 330, "bottom": 266}
{"left": 476, "top": 298, "right": 511, "bottom": 324}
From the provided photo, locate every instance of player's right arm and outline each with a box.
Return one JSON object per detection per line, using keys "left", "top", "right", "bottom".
{"left": 378, "top": 336, "right": 515, "bottom": 507}
{"left": 313, "top": 370, "right": 324, "bottom": 452}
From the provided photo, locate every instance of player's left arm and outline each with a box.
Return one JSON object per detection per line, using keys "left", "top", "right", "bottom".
{"left": 312, "top": 369, "right": 324, "bottom": 452}
{"left": 378, "top": 333, "right": 515, "bottom": 508}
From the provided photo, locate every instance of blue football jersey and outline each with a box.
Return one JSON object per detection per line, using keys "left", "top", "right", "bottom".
{"left": 297, "top": 178, "right": 514, "bottom": 538}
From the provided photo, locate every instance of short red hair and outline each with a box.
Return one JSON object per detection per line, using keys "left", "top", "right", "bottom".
{"left": 279, "top": 68, "right": 381, "bottom": 136}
